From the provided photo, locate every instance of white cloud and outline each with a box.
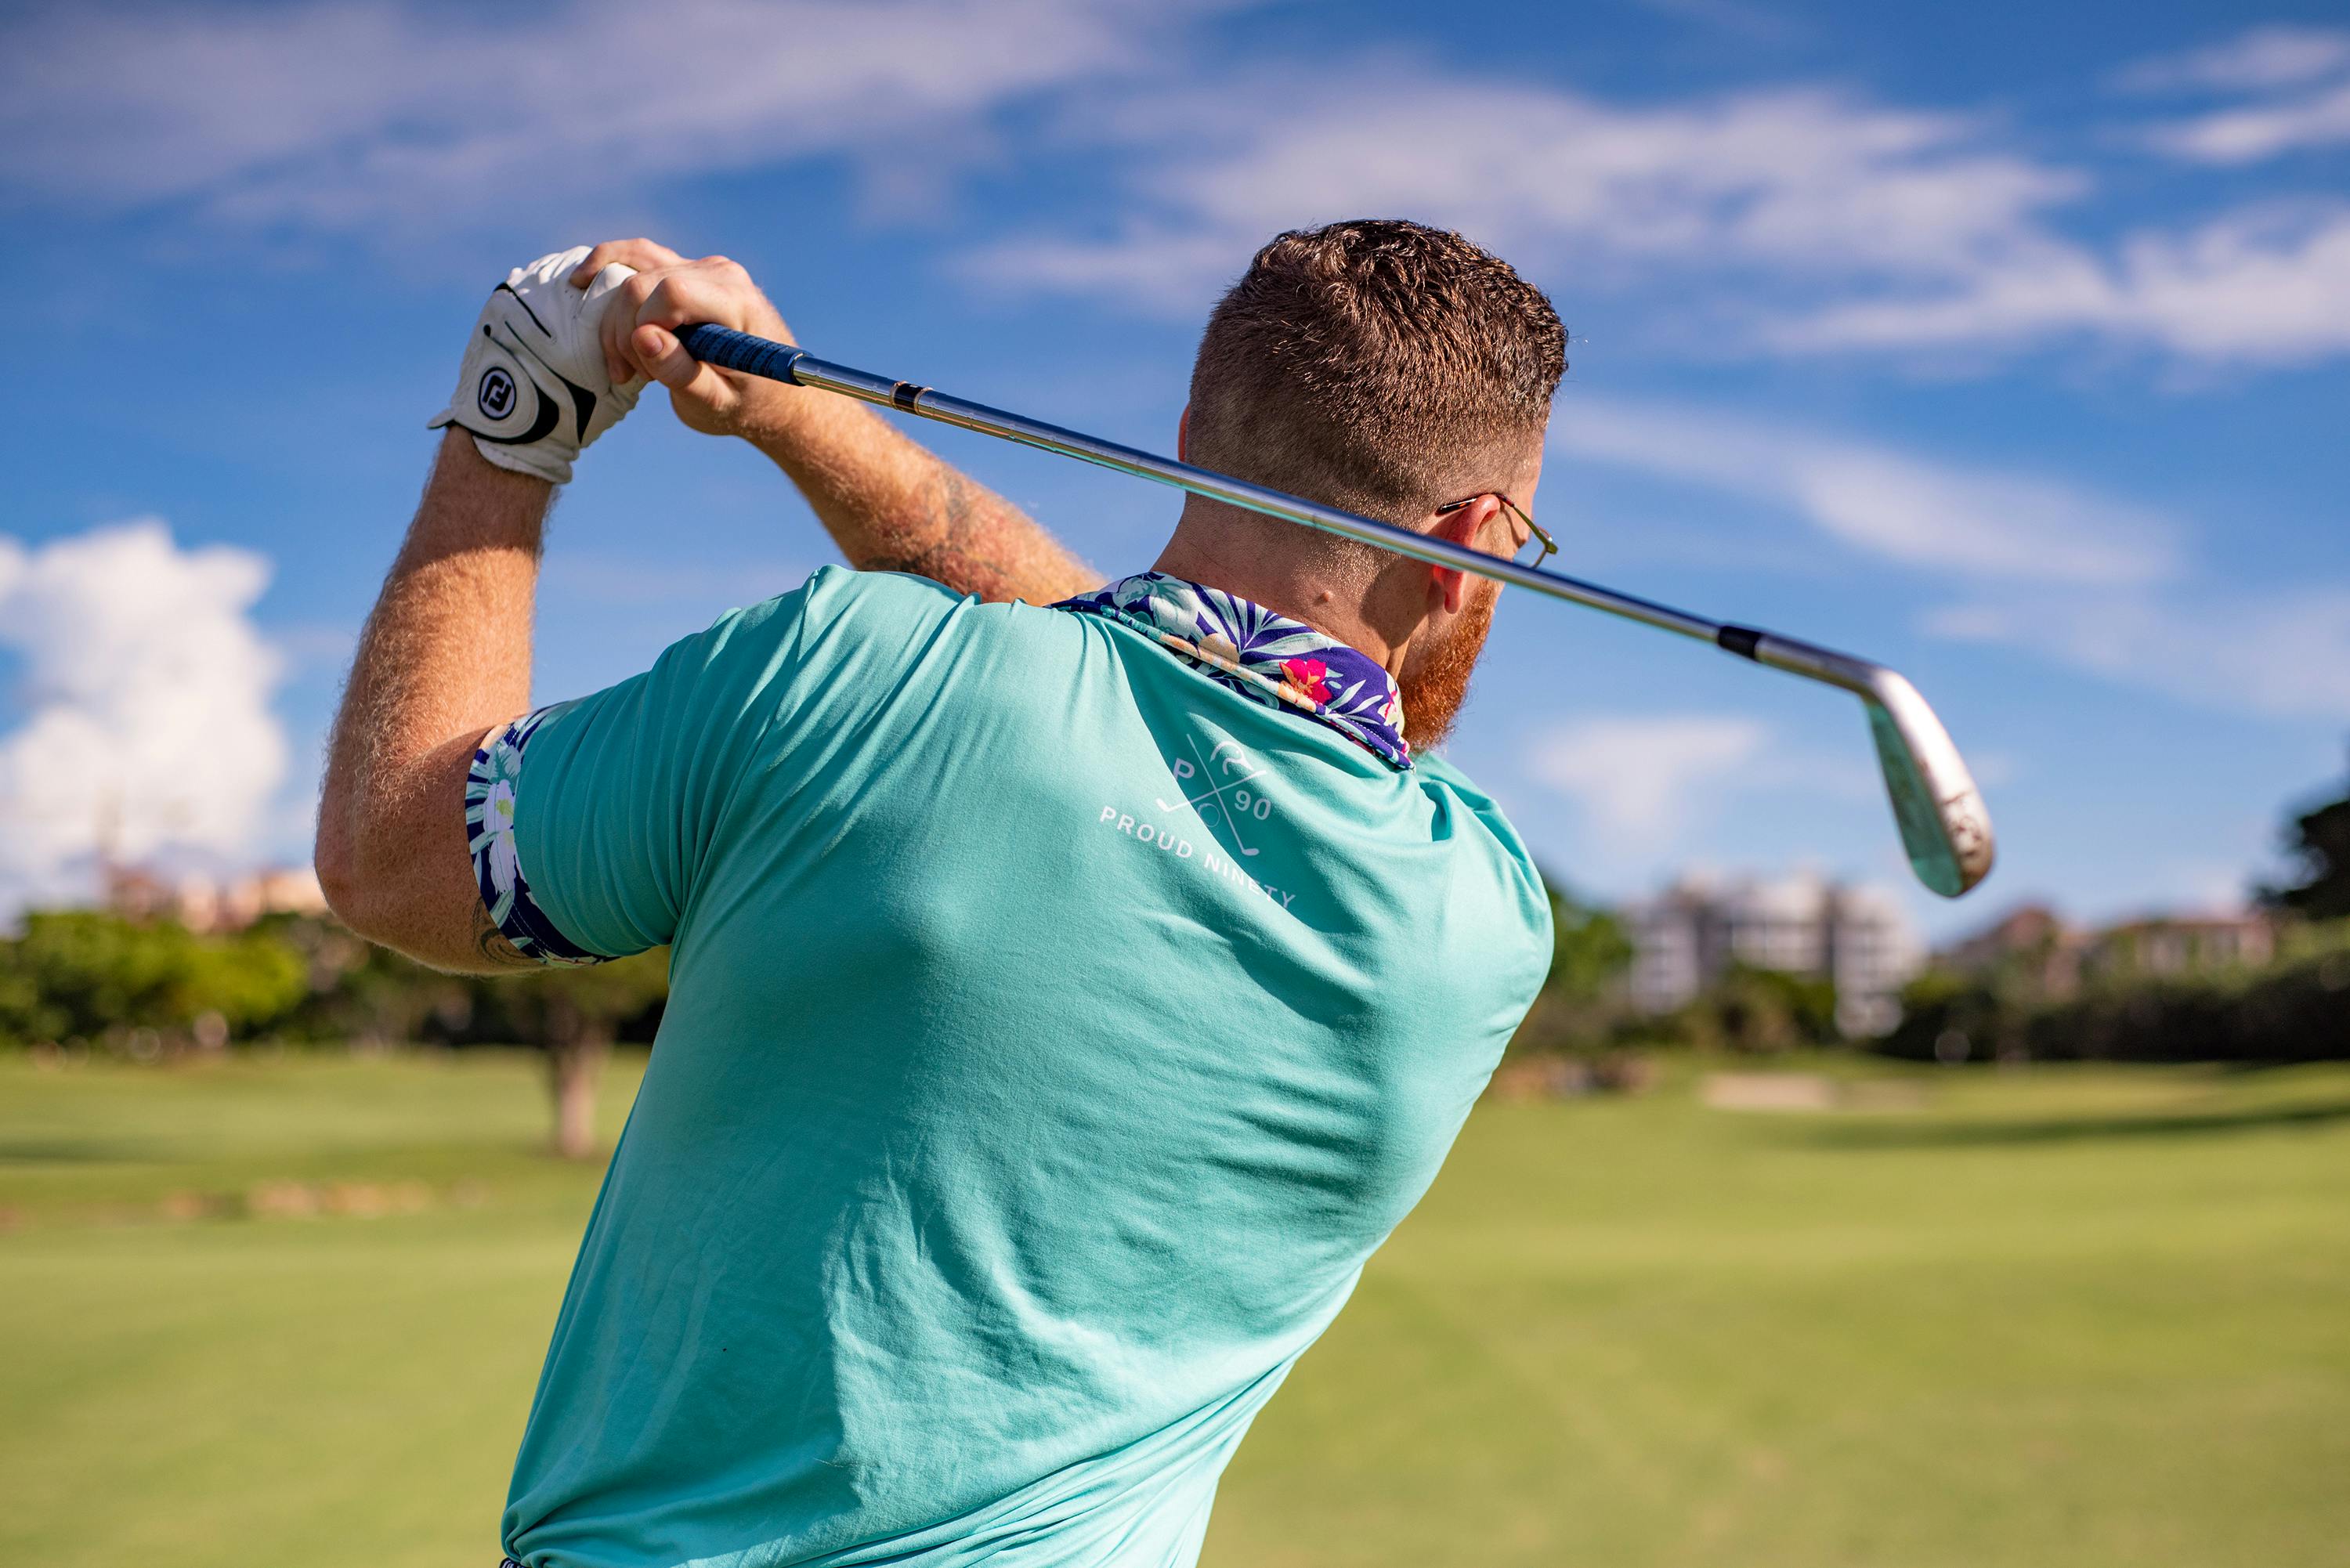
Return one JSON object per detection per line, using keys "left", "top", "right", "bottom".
{"left": 1774, "top": 204, "right": 2350, "bottom": 364}
{"left": 2142, "top": 81, "right": 2350, "bottom": 164}
{"left": 1527, "top": 715, "right": 1770, "bottom": 842}
{"left": 13, "top": 7, "right": 2345, "bottom": 368}
{"left": 964, "top": 75, "right": 2081, "bottom": 310}
{"left": 2121, "top": 27, "right": 2350, "bottom": 165}
{"left": 960, "top": 58, "right": 2350, "bottom": 370}
{"left": 0, "top": 0, "right": 1195, "bottom": 228}
{"left": 1553, "top": 397, "right": 2350, "bottom": 721}
{"left": 0, "top": 522, "right": 288, "bottom": 908}
{"left": 2118, "top": 26, "right": 2350, "bottom": 93}
{"left": 1922, "top": 587, "right": 2350, "bottom": 721}
{"left": 1555, "top": 398, "right": 2178, "bottom": 585}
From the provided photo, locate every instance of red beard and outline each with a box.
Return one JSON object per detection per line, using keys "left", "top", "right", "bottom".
{"left": 1398, "top": 580, "right": 1497, "bottom": 753}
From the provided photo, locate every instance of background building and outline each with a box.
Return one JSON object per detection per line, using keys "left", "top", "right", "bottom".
{"left": 1627, "top": 873, "right": 1923, "bottom": 1037}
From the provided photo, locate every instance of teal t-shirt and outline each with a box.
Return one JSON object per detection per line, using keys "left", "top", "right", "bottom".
{"left": 496, "top": 566, "right": 1550, "bottom": 1568}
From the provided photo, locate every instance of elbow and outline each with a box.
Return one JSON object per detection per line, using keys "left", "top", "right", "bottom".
{"left": 312, "top": 807, "right": 377, "bottom": 940}
{"left": 314, "top": 854, "right": 364, "bottom": 936}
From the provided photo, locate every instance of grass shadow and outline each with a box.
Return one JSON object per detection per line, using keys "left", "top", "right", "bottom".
{"left": 1792, "top": 1097, "right": 2350, "bottom": 1150}
{"left": 0, "top": 1138, "right": 163, "bottom": 1164}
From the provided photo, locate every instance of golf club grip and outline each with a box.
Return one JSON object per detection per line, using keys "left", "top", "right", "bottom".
{"left": 677, "top": 323, "right": 806, "bottom": 384}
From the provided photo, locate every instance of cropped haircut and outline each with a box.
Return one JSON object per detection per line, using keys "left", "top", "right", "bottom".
{"left": 1185, "top": 219, "right": 1566, "bottom": 552}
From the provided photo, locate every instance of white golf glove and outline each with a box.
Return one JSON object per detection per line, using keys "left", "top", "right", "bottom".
{"left": 429, "top": 246, "right": 645, "bottom": 485}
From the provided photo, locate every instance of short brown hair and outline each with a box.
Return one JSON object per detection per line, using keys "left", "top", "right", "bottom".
{"left": 1186, "top": 219, "right": 1566, "bottom": 535}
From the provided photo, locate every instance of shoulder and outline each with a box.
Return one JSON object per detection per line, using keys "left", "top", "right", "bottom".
{"left": 1412, "top": 752, "right": 1554, "bottom": 952}
{"left": 725, "top": 564, "right": 959, "bottom": 646}
{"left": 661, "top": 567, "right": 992, "bottom": 681}
{"left": 781, "top": 565, "right": 1082, "bottom": 647}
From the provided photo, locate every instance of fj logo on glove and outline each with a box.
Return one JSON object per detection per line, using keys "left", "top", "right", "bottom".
{"left": 479, "top": 367, "right": 517, "bottom": 421}
{"left": 428, "top": 246, "right": 645, "bottom": 486}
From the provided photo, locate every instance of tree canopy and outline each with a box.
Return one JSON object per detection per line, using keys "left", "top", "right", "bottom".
{"left": 2266, "top": 764, "right": 2350, "bottom": 922}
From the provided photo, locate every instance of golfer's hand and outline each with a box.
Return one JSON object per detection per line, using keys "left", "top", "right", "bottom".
{"left": 428, "top": 246, "right": 648, "bottom": 485}
{"left": 571, "top": 240, "right": 794, "bottom": 439}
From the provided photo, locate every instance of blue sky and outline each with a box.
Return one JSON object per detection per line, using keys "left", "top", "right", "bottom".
{"left": 2, "top": 0, "right": 2345, "bottom": 939}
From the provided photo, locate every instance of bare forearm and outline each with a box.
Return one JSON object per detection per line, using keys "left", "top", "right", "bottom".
{"left": 739, "top": 392, "right": 1097, "bottom": 605}
{"left": 316, "top": 433, "right": 548, "bottom": 967}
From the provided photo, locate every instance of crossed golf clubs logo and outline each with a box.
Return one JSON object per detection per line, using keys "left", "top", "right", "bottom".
{"left": 1156, "top": 735, "right": 1274, "bottom": 857}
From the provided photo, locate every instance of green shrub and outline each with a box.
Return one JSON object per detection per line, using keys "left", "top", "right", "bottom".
{"left": 0, "top": 910, "right": 306, "bottom": 1050}
{"left": 1878, "top": 923, "right": 2350, "bottom": 1064}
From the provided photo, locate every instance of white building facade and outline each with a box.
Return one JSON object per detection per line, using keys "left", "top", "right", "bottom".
{"left": 1627, "top": 873, "right": 1923, "bottom": 1037}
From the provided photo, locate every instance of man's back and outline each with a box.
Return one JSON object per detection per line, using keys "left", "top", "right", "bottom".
{"left": 496, "top": 567, "right": 1550, "bottom": 1566}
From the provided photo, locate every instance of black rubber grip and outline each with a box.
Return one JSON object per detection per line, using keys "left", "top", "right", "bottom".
{"left": 1716, "top": 625, "right": 1765, "bottom": 660}
{"left": 676, "top": 323, "right": 807, "bottom": 385}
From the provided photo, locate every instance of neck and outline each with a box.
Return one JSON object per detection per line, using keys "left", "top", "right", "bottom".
{"left": 1151, "top": 501, "right": 1415, "bottom": 676}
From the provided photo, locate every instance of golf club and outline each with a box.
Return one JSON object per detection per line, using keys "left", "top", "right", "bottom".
{"left": 678, "top": 323, "right": 1997, "bottom": 897}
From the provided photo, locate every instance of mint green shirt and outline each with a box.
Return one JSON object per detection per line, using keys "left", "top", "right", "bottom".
{"left": 494, "top": 567, "right": 1549, "bottom": 1567}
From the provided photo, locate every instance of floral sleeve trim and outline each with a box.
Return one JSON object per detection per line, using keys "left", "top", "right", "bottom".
{"left": 466, "top": 706, "right": 606, "bottom": 967}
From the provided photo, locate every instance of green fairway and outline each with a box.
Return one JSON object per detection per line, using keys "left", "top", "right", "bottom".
{"left": 2, "top": 1053, "right": 2345, "bottom": 1567}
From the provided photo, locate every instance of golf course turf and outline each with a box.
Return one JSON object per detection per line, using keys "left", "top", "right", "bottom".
{"left": 3, "top": 1051, "right": 2345, "bottom": 1566}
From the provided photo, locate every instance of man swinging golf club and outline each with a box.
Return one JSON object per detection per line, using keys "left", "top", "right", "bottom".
{"left": 317, "top": 219, "right": 1564, "bottom": 1568}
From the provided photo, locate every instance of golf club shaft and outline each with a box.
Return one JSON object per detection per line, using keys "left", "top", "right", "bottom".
{"left": 678, "top": 323, "right": 1887, "bottom": 699}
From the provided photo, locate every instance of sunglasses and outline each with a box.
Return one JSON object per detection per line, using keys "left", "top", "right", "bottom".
{"left": 1434, "top": 493, "right": 1555, "bottom": 570}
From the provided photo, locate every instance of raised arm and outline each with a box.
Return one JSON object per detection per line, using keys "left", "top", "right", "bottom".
{"left": 318, "top": 241, "right": 1097, "bottom": 971}
{"left": 316, "top": 433, "right": 545, "bottom": 973}
{"left": 572, "top": 240, "right": 1100, "bottom": 606}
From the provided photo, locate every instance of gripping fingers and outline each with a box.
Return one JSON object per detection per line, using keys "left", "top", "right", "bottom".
{"left": 570, "top": 238, "right": 685, "bottom": 286}
{"left": 603, "top": 270, "right": 664, "bottom": 383}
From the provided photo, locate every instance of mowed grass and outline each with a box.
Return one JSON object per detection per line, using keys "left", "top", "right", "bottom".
{"left": 3, "top": 1053, "right": 2347, "bottom": 1567}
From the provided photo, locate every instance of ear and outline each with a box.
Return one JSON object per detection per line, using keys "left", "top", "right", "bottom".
{"left": 1426, "top": 497, "right": 1493, "bottom": 616}
{"left": 1177, "top": 404, "right": 1191, "bottom": 462}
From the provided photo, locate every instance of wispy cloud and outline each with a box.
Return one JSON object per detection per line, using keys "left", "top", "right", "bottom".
{"left": 1527, "top": 714, "right": 1770, "bottom": 842}
{"left": 1553, "top": 398, "right": 2350, "bottom": 721}
{"left": 14, "top": 6, "right": 2345, "bottom": 370}
{"left": 0, "top": 0, "right": 1198, "bottom": 228}
{"left": 964, "top": 73, "right": 2080, "bottom": 312}
{"left": 1524, "top": 714, "right": 1871, "bottom": 848}
{"left": 2118, "top": 25, "right": 2350, "bottom": 93}
{"left": 1770, "top": 204, "right": 2350, "bottom": 364}
{"left": 2143, "top": 84, "right": 2350, "bottom": 164}
{"left": 1556, "top": 399, "right": 2178, "bottom": 585}
{"left": 962, "top": 57, "right": 2350, "bottom": 370}
{"left": 2121, "top": 25, "right": 2350, "bottom": 164}
{"left": 1924, "top": 587, "right": 2350, "bottom": 722}
{"left": 0, "top": 522, "right": 288, "bottom": 909}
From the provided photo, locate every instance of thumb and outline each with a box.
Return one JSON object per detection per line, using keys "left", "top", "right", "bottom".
{"left": 633, "top": 323, "right": 714, "bottom": 396}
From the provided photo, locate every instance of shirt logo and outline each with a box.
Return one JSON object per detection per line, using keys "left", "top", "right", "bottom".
{"left": 1155, "top": 735, "right": 1275, "bottom": 858}
{"left": 1095, "top": 731, "right": 1300, "bottom": 916}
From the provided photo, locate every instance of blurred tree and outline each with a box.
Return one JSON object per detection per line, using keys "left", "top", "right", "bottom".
{"left": 266, "top": 913, "right": 475, "bottom": 1049}
{"left": 1508, "top": 874, "right": 1635, "bottom": 1057}
{"left": 1662, "top": 964, "right": 1840, "bottom": 1054}
{"left": 479, "top": 954, "right": 671, "bottom": 1158}
{"left": 0, "top": 911, "right": 305, "bottom": 1049}
{"left": 2265, "top": 761, "right": 2350, "bottom": 921}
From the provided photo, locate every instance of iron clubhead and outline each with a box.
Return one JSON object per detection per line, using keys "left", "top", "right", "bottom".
{"left": 1861, "top": 674, "right": 1995, "bottom": 898}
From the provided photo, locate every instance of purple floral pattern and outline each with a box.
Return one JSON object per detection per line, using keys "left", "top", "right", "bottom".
{"left": 1054, "top": 573, "right": 1410, "bottom": 769}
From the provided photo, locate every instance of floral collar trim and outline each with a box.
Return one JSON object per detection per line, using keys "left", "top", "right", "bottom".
{"left": 1054, "top": 573, "right": 1410, "bottom": 769}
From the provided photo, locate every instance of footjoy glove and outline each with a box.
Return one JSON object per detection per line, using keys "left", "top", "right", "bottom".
{"left": 429, "top": 246, "right": 645, "bottom": 485}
